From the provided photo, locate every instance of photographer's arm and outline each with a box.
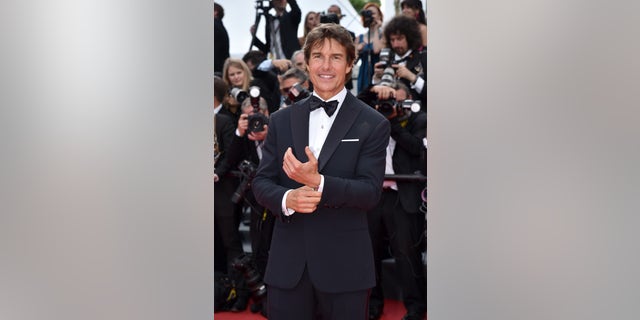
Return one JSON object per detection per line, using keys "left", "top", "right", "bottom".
{"left": 394, "top": 64, "right": 425, "bottom": 100}
{"left": 370, "top": 20, "right": 385, "bottom": 54}
{"left": 214, "top": 114, "right": 236, "bottom": 182}
{"left": 287, "top": 0, "right": 302, "bottom": 26}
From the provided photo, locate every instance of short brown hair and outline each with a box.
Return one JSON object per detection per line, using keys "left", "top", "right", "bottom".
{"left": 214, "top": 76, "right": 228, "bottom": 103}
{"left": 303, "top": 23, "right": 356, "bottom": 85}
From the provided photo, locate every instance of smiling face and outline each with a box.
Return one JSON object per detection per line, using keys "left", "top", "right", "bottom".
{"left": 307, "top": 38, "right": 352, "bottom": 100}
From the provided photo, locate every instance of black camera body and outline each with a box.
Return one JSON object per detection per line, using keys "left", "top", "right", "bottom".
{"left": 375, "top": 98, "right": 397, "bottom": 117}
{"left": 246, "top": 86, "right": 269, "bottom": 133}
{"left": 232, "top": 160, "right": 258, "bottom": 204}
{"left": 374, "top": 99, "right": 422, "bottom": 118}
{"left": 231, "top": 254, "right": 267, "bottom": 305}
{"left": 378, "top": 48, "right": 404, "bottom": 69}
{"left": 286, "top": 82, "right": 311, "bottom": 105}
{"left": 360, "top": 9, "right": 374, "bottom": 28}
{"left": 379, "top": 48, "right": 393, "bottom": 68}
{"left": 319, "top": 12, "right": 340, "bottom": 24}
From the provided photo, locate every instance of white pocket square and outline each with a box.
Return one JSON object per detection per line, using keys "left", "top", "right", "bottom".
{"left": 341, "top": 138, "right": 359, "bottom": 142}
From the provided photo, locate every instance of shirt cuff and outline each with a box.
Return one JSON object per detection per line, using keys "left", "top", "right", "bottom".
{"left": 257, "top": 59, "right": 273, "bottom": 71}
{"left": 411, "top": 76, "right": 425, "bottom": 93}
{"left": 281, "top": 189, "right": 295, "bottom": 216}
{"left": 235, "top": 128, "right": 242, "bottom": 137}
{"left": 316, "top": 175, "right": 325, "bottom": 192}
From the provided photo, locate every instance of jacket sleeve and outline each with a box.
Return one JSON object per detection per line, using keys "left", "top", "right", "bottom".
{"left": 214, "top": 114, "right": 237, "bottom": 179}
{"left": 288, "top": 0, "right": 302, "bottom": 27}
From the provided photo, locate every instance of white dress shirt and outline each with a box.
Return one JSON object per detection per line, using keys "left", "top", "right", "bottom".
{"left": 281, "top": 88, "right": 348, "bottom": 215}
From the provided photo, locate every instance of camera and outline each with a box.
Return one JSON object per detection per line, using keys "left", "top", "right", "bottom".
{"left": 375, "top": 98, "right": 397, "bottom": 117}
{"left": 401, "top": 99, "right": 422, "bottom": 113}
{"left": 231, "top": 254, "right": 267, "bottom": 305}
{"left": 286, "top": 82, "right": 311, "bottom": 104}
{"left": 319, "top": 12, "right": 340, "bottom": 24}
{"left": 255, "top": 0, "right": 272, "bottom": 11}
{"left": 379, "top": 66, "right": 396, "bottom": 87}
{"left": 230, "top": 87, "right": 249, "bottom": 105}
{"left": 379, "top": 48, "right": 392, "bottom": 68}
{"left": 360, "top": 9, "right": 374, "bottom": 28}
{"left": 247, "top": 86, "right": 269, "bottom": 133}
{"left": 375, "top": 99, "right": 422, "bottom": 118}
{"left": 232, "top": 160, "right": 258, "bottom": 204}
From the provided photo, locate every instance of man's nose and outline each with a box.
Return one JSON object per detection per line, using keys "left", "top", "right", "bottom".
{"left": 320, "top": 57, "right": 331, "bottom": 69}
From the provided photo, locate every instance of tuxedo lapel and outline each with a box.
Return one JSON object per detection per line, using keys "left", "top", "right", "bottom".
{"left": 317, "top": 93, "right": 360, "bottom": 172}
{"left": 290, "top": 99, "right": 311, "bottom": 161}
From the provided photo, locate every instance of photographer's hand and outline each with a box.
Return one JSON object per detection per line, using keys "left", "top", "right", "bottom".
{"left": 393, "top": 64, "right": 418, "bottom": 84}
{"left": 372, "top": 61, "right": 385, "bottom": 81}
{"left": 248, "top": 125, "right": 268, "bottom": 141}
{"left": 371, "top": 85, "right": 395, "bottom": 100}
{"left": 237, "top": 114, "right": 249, "bottom": 137}
{"left": 271, "top": 59, "right": 292, "bottom": 73}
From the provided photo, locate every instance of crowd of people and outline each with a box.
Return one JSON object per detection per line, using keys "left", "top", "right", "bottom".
{"left": 214, "top": 1, "right": 427, "bottom": 319}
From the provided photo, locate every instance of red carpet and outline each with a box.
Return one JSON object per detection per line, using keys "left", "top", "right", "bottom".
{"left": 214, "top": 299, "right": 411, "bottom": 319}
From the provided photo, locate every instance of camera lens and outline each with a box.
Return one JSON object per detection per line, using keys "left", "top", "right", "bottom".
{"left": 230, "top": 87, "right": 249, "bottom": 104}
{"left": 379, "top": 67, "right": 396, "bottom": 87}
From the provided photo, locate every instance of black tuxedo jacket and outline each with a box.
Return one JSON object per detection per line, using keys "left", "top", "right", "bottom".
{"left": 390, "top": 111, "right": 427, "bottom": 213}
{"left": 252, "top": 92, "right": 390, "bottom": 293}
{"left": 252, "top": 0, "right": 301, "bottom": 59}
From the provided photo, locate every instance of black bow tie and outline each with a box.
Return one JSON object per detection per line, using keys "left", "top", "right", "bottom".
{"left": 309, "top": 96, "right": 339, "bottom": 117}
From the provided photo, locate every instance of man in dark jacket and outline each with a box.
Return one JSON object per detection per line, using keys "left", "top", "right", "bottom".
{"left": 357, "top": 82, "right": 427, "bottom": 320}
{"left": 373, "top": 15, "right": 427, "bottom": 112}
{"left": 250, "top": 0, "right": 301, "bottom": 59}
{"left": 252, "top": 24, "right": 390, "bottom": 319}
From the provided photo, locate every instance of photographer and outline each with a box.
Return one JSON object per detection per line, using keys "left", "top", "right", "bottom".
{"left": 278, "top": 67, "right": 311, "bottom": 109}
{"left": 250, "top": 0, "right": 301, "bottom": 60}
{"left": 242, "top": 50, "right": 288, "bottom": 114}
{"left": 355, "top": 2, "right": 385, "bottom": 94}
{"left": 357, "top": 82, "right": 427, "bottom": 320}
{"left": 321, "top": 5, "right": 355, "bottom": 40}
{"left": 223, "top": 58, "right": 277, "bottom": 117}
{"left": 373, "top": 15, "right": 427, "bottom": 112}
{"left": 225, "top": 92, "right": 273, "bottom": 315}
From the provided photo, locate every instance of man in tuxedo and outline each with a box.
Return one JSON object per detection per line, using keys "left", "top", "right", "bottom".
{"left": 357, "top": 82, "right": 427, "bottom": 320}
{"left": 252, "top": 23, "right": 390, "bottom": 319}
{"left": 373, "top": 15, "right": 427, "bottom": 111}
{"left": 251, "top": 0, "right": 301, "bottom": 60}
